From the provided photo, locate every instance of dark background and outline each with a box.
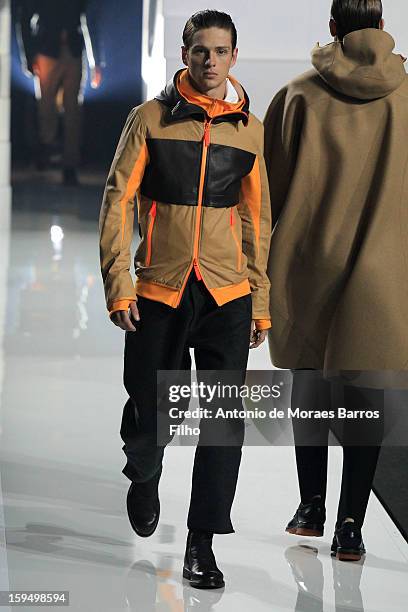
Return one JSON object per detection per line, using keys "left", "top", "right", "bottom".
{"left": 10, "top": 0, "right": 144, "bottom": 169}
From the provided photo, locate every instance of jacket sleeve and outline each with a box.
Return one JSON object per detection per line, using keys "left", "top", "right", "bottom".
{"left": 238, "top": 121, "right": 272, "bottom": 329}
{"left": 81, "top": 0, "right": 104, "bottom": 69}
{"left": 16, "top": 0, "right": 36, "bottom": 72}
{"left": 263, "top": 86, "right": 305, "bottom": 228}
{"left": 99, "top": 107, "right": 149, "bottom": 316}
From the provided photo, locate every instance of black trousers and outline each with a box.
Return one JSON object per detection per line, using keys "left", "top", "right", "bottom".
{"left": 120, "top": 271, "right": 252, "bottom": 533}
{"left": 291, "top": 370, "right": 383, "bottom": 529}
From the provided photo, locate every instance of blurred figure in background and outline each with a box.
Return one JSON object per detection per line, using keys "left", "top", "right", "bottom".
{"left": 16, "top": 0, "right": 103, "bottom": 185}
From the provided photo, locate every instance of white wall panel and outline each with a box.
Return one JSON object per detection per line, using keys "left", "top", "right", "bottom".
{"left": 161, "top": 0, "right": 408, "bottom": 117}
{"left": 0, "top": 1, "right": 10, "bottom": 56}
{"left": 0, "top": 186, "right": 10, "bottom": 229}
{"left": 0, "top": 142, "right": 10, "bottom": 189}
{"left": 164, "top": 5, "right": 331, "bottom": 61}
{"left": 0, "top": 99, "right": 9, "bottom": 142}
{"left": 0, "top": 0, "right": 10, "bottom": 200}
{"left": 163, "top": 0, "right": 334, "bottom": 54}
{"left": 0, "top": 54, "right": 10, "bottom": 99}
{"left": 0, "top": 1, "right": 10, "bottom": 550}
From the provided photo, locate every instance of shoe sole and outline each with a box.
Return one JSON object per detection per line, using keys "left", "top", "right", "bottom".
{"left": 286, "top": 527, "right": 324, "bottom": 537}
{"left": 335, "top": 549, "right": 365, "bottom": 562}
{"left": 182, "top": 567, "right": 225, "bottom": 589}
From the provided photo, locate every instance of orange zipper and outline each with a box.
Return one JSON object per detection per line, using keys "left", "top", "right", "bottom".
{"left": 175, "top": 119, "right": 212, "bottom": 306}
{"left": 145, "top": 200, "right": 157, "bottom": 266}
{"left": 230, "top": 206, "right": 242, "bottom": 271}
{"left": 193, "top": 260, "right": 202, "bottom": 280}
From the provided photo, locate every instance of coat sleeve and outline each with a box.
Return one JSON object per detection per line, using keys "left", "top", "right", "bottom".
{"left": 237, "top": 121, "right": 272, "bottom": 329}
{"left": 16, "top": 0, "right": 37, "bottom": 72}
{"left": 82, "top": 0, "right": 104, "bottom": 69}
{"left": 263, "top": 86, "right": 305, "bottom": 228}
{"left": 99, "top": 107, "right": 149, "bottom": 315}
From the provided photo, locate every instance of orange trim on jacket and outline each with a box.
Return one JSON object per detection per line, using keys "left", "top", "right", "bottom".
{"left": 145, "top": 201, "right": 157, "bottom": 266}
{"left": 184, "top": 118, "right": 212, "bottom": 299}
{"left": 109, "top": 298, "right": 136, "bottom": 317}
{"left": 135, "top": 278, "right": 252, "bottom": 308}
{"left": 177, "top": 69, "right": 247, "bottom": 118}
{"left": 109, "top": 294, "right": 271, "bottom": 329}
{"left": 135, "top": 279, "right": 183, "bottom": 307}
{"left": 208, "top": 279, "right": 251, "bottom": 305}
{"left": 254, "top": 319, "right": 272, "bottom": 330}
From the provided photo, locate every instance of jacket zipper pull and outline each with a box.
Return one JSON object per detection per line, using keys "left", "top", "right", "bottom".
{"left": 193, "top": 259, "right": 202, "bottom": 281}
{"left": 203, "top": 121, "right": 211, "bottom": 147}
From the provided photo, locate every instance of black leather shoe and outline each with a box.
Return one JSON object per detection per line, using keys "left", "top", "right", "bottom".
{"left": 331, "top": 520, "right": 366, "bottom": 561}
{"left": 183, "top": 530, "right": 225, "bottom": 589}
{"left": 126, "top": 467, "right": 161, "bottom": 538}
{"left": 286, "top": 495, "right": 326, "bottom": 537}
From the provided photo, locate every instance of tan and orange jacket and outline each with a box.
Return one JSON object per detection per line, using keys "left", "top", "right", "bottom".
{"left": 99, "top": 69, "right": 272, "bottom": 329}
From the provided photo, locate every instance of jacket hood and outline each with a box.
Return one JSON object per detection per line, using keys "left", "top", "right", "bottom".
{"left": 311, "top": 29, "right": 406, "bottom": 100}
{"left": 156, "top": 69, "right": 250, "bottom": 124}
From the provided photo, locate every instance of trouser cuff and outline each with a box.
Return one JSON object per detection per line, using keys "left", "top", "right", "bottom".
{"left": 187, "top": 519, "right": 235, "bottom": 534}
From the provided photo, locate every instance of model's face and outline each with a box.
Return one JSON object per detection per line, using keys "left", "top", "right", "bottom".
{"left": 182, "top": 27, "right": 238, "bottom": 94}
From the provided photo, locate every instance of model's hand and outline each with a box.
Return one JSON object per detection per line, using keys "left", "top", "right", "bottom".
{"left": 249, "top": 320, "right": 267, "bottom": 349}
{"left": 23, "top": 55, "right": 39, "bottom": 78}
{"left": 111, "top": 300, "right": 140, "bottom": 331}
{"left": 90, "top": 66, "right": 102, "bottom": 89}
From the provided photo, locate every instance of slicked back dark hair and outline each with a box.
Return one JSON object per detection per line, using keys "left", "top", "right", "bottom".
{"left": 183, "top": 10, "right": 237, "bottom": 50}
{"left": 331, "top": 0, "right": 383, "bottom": 40}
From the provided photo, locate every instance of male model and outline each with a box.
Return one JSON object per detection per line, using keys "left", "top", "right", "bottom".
{"left": 264, "top": 0, "right": 407, "bottom": 561}
{"left": 17, "top": 0, "right": 102, "bottom": 185}
{"left": 99, "top": 10, "right": 271, "bottom": 588}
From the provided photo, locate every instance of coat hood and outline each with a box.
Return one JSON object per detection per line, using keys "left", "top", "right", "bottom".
{"left": 156, "top": 69, "right": 250, "bottom": 124}
{"left": 311, "top": 28, "right": 406, "bottom": 100}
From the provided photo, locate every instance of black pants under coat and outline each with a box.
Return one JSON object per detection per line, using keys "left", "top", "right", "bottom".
{"left": 291, "top": 370, "right": 383, "bottom": 529}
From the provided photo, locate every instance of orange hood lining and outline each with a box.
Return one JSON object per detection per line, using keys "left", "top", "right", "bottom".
{"left": 177, "top": 69, "right": 247, "bottom": 119}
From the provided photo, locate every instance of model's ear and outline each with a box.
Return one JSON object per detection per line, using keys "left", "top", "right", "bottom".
{"left": 181, "top": 46, "right": 188, "bottom": 66}
{"left": 379, "top": 18, "right": 385, "bottom": 31}
{"left": 329, "top": 18, "right": 337, "bottom": 38}
{"left": 230, "top": 47, "right": 238, "bottom": 69}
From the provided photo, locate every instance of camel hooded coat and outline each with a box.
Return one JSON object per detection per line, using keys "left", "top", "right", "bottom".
{"left": 264, "top": 28, "right": 408, "bottom": 375}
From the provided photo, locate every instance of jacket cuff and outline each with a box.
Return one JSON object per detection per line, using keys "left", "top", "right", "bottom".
{"left": 254, "top": 319, "right": 272, "bottom": 331}
{"left": 109, "top": 298, "right": 136, "bottom": 318}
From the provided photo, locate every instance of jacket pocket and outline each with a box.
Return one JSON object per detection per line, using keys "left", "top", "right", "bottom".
{"left": 230, "top": 206, "right": 242, "bottom": 271}
{"left": 145, "top": 201, "right": 157, "bottom": 266}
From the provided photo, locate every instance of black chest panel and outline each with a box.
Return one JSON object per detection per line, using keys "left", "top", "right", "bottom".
{"left": 204, "top": 144, "right": 255, "bottom": 207}
{"left": 141, "top": 138, "right": 256, "bottom": 208}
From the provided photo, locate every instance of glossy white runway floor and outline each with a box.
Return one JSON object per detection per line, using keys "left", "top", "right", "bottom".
{"left": 0, "top": 173, "right": 407, "bottom": 611}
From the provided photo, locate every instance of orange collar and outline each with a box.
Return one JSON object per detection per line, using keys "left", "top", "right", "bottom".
{"left": 177, "top": 69, "right": 246, "bottom": 119}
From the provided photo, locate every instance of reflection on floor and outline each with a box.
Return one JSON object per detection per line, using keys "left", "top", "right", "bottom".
{"left": 0, "top": 174, "right": 407, "bottom": 611}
